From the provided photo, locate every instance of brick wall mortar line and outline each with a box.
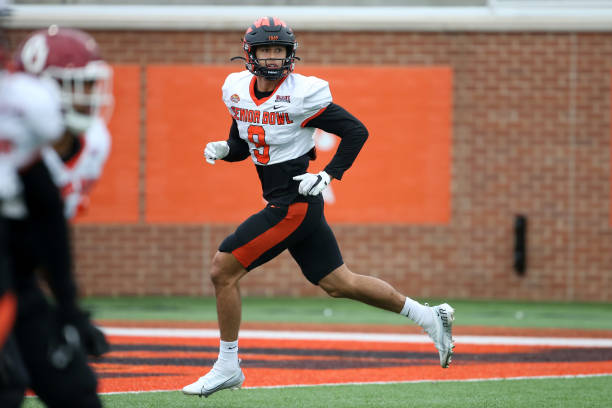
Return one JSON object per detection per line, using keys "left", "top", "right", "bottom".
{"left": 567, "top": 33, "right": 577, "bottom": 300}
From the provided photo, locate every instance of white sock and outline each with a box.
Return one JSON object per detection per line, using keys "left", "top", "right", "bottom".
{"left": 400, "top": 297, "right": 434, "bottom": 328}
{"left": 216, "top": 340, "right": 239, "bottom": 369}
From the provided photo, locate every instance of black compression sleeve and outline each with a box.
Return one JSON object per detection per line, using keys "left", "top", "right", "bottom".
{"left": 19, "top": 160, "right": 78, "bottom": 311}
{"left": 223, "top": 119, "right": 251, "bottom": 162}
{"left": 305, "top": 103, "right": 368, "bottom": 180}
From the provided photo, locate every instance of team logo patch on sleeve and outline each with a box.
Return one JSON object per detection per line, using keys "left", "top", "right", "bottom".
{"left": 231, "top": 94, "right": 240, "bottom": 103}
{"left": 275, "top": 95, "right": 291, "bottom": 103}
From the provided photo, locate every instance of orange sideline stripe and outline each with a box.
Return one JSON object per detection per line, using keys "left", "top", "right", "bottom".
{"left": 232, "top": 202, "right": 308, "bottom": 267}
{"left": 92, "top": 359, "right": 612, "bottom": 393}
{"left": 80, "top": 333, "right": 612, "bottom": 394}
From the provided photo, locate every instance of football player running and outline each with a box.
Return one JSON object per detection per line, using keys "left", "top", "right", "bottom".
{"left": 0, "top": 25, "right": 112, "bottom": 408}
{"left": 183, "top": 16, "right": 455, "bottom": 398}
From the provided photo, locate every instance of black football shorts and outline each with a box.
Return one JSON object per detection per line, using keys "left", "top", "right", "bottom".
{"left": 219, "top": 198, "right": 343, "bottom": 284}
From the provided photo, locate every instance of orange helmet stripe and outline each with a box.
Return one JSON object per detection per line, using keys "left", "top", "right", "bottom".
{"left": 251, "top": 16, "right": 287, "bottom": 30}
{"left": 253, "top": 17, "right": 269, "bottom": 28}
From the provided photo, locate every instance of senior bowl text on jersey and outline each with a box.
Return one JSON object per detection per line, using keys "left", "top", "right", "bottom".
{"left": 223, "top": 70, "right": 331, "bottom": 166}
{"left": 230, "top": 107, "right": 293, "bottom": 126}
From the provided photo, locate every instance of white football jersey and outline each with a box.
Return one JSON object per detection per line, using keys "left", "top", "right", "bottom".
{"left": 222, "top": 70, "right": 332, "bottom": 165}
{"left": 0, "top": 72, "right": 64, "bottom": 217}
{"left": 42, "top": 117, "right": 111, "bottom": 219}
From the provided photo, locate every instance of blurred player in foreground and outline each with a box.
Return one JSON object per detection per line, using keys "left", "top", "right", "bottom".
{"left": 0, "top": 3, "right": 30, "bottom": 406}
{"left": 0, "top": 25, "right": 113, "bottom": 407}
{"left": 15, "top": 25, "right": 113, "bottom": 220}
{"left": 183, "top": 16, "right": 455, "bottom": 398}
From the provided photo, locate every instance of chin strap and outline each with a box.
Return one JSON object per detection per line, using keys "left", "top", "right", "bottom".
{"left": 64, "top": 109, "right": 93, "bottom": 134}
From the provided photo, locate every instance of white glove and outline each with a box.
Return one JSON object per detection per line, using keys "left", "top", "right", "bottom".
{"left": 203, "top": 141, "right": 230, "bottom": 165}
{"left": 0, "top": 163, "right": 21, "bottom": 199}
{"left": 292, "top": 171, "right": 331, "bottom": 196}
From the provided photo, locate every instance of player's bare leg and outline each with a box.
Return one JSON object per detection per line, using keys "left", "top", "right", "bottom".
{"left": 318, "top": 264, "right": 455, "bottom": 368}
{"left": 210, "top": 251, "right": 249, "bottom": 341}
{"left": 318, "top": 264, "right": 405, "bottom": 312}
{"left": 182, "top": 251, "right": 246, "bottom": 397}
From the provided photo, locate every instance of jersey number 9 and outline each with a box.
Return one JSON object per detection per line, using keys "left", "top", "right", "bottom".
{"left": 247, "top": 125, "right": 270, "bottom": 164}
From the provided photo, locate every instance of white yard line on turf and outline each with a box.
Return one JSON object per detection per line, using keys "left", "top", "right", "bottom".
{"left": 100, "top": 326, "right": 612, "bottom": 347}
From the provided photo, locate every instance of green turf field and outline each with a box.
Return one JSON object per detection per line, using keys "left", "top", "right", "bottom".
{"left": 23, "top": 376, "right": 612, "bottom": 408}
{"left": 114, "top": 376, "right": 612, "bottom": 408}
{"left": 22, "top": 297, "right": 612, "bottom": 407}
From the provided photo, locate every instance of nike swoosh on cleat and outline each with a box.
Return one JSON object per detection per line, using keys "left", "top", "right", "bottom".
{"left": 202, "top": 374, "right": 243, "bottom": 397}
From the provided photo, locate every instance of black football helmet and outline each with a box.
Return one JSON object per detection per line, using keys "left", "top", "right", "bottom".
{"left": 239, "top": 16, "right": 298, "bottom": 81}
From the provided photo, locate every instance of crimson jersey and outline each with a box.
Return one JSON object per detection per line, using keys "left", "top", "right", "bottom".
{"left": 222, "top": 70, "right": 331, "bottom": 166}
{"left": 42, "top": 117, "right": 110, "bottom": 219}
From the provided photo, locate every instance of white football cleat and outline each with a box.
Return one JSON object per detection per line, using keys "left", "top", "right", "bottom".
{"left": 424, "top": 303, "right": 455, "bottom": 368}
{"left": 182, "top": 362, "right": 245, "bottom": 398}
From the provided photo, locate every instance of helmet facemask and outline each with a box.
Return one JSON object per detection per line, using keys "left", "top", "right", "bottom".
{"left": 46, "top": 60, "right": 113, "bottom": 134}
{"left": 244, "top": 43, "right": 297, "bottom": 81}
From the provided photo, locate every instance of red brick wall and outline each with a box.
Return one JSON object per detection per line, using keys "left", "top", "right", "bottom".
{"left": 8, "top": 29, "right": 612, "bottom": 301}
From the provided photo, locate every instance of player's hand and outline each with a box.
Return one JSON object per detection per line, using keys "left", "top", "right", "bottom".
{"left": 0, "top": 163, "right": 21, "bottom": 199}
{"left": 203, "top": 141, "right": 230, "bottom": 164}
{"left": 292, "top": 171, "right": 331, "bottom": 196}
{"left": 79, "top": 320, "right": 110, "bottom": 358}
{"left": 58, "top": 307, "right": 110, "bottom": 358}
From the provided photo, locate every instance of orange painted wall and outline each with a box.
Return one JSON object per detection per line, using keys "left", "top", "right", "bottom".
{"left": 74, "top": 64, "right": 141, "bottom": 223}
{"left": 145, "top": 65, "right": 452, "bottom": 224}
{"left": 300, "top": 66, "right": 452, "bottom": 224}
{"left": 8, "top": 28, "right": 604, "bottom": 301}
{"left": 145, "top": 65, "right": 263, "bottom": 224}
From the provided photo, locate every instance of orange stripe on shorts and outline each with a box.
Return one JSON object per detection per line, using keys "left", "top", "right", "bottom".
{"left": 232, "top": 202, "right": 308, "bottom": 268}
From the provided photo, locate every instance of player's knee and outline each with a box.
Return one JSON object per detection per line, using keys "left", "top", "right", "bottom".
{"left": 323, "top": 286, "right": 346, "bottom": 298}
{"left": 209, "top": 252, "right": 241, "bottom": 288}
{"left": 319, "top": 280, "right": 350, "bottom": 298}
{"left": 209, "top": 262, "right": 226, "bottom": 288}
{"left": 319, "top": 268, "right": 356, "bottom": 299}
